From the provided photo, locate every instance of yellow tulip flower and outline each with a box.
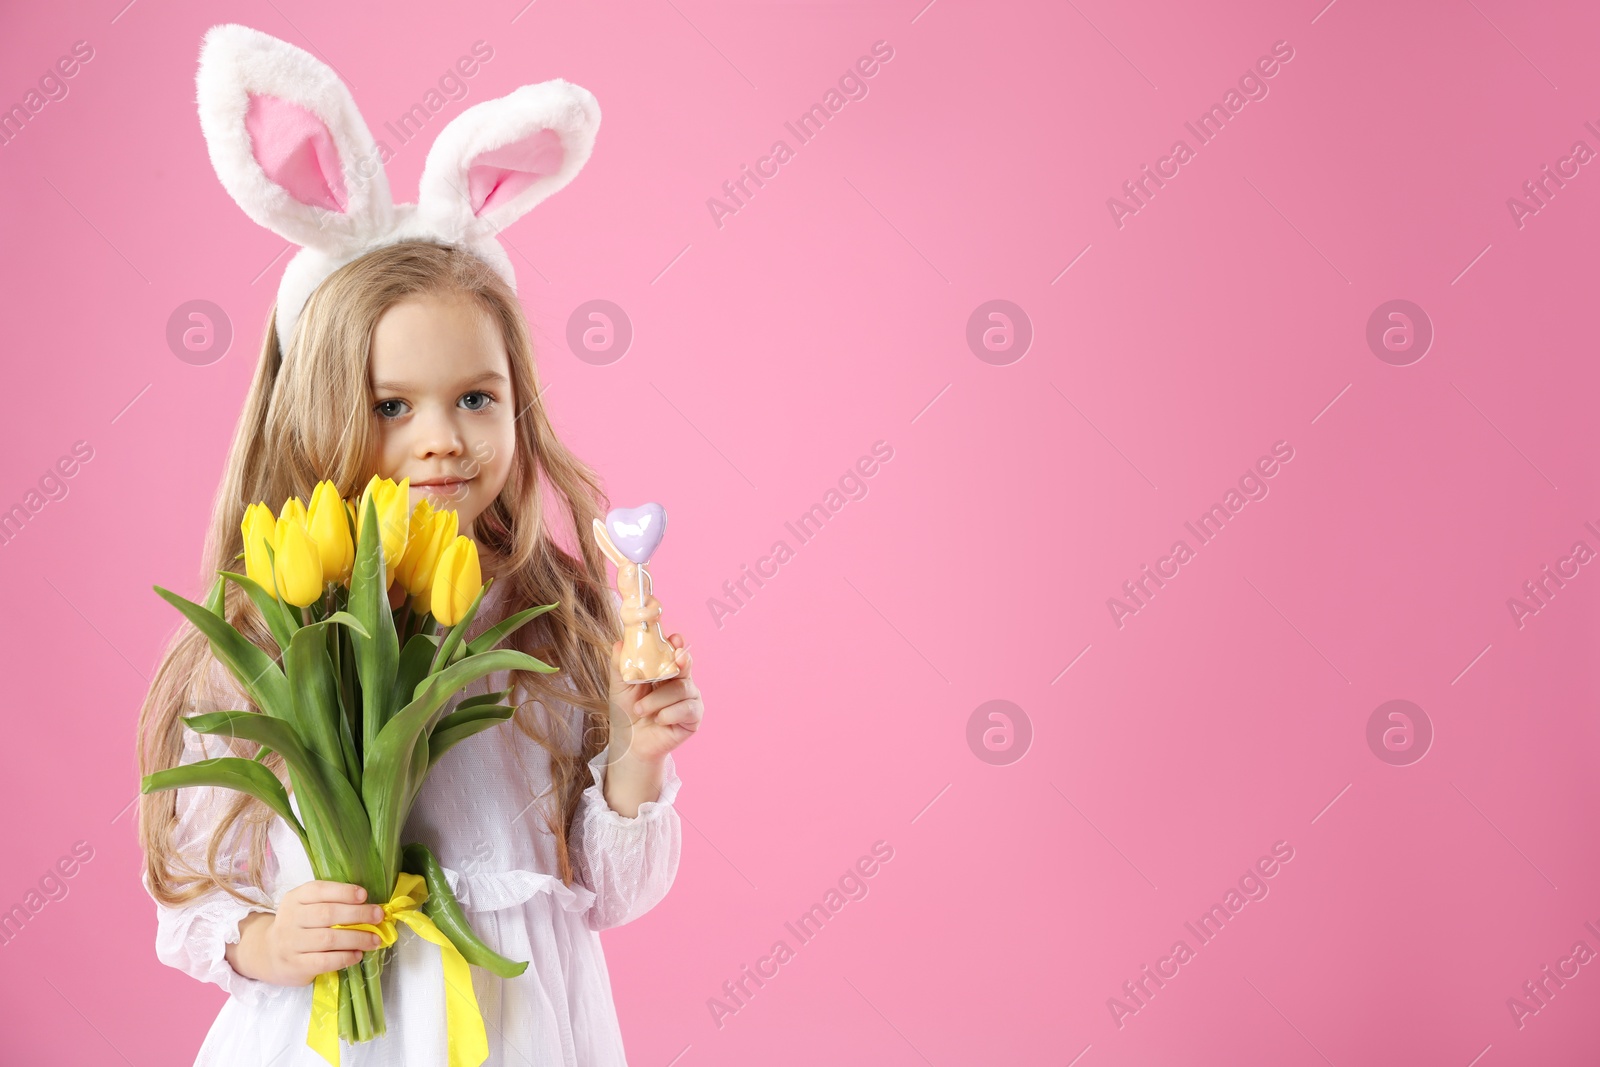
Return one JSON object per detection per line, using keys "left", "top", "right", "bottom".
{"left": 430, "top": 535, "right": 482, "bottom": 626}
{"left": 241, "top": 502, "right": 278, "bottom": 600}
{"left": 405, "top": 497, "right": 434, "bottom": 551}
{"left": 396, "top": 501, "right": 460, "bottom": 598}
{"left": 306, "top": 480, "right": 354, "bottom": 585}
{"left": 391, "top": 497, "right": 433, "bottom": 598}
{"left": 273, "top": 511, "right": 325, "bottom": 607}
{"left": 280, "top": 495, "right": 308, "bottom": 527}
{"left": 356, "top": 475, "right": 412, "bottom": 585}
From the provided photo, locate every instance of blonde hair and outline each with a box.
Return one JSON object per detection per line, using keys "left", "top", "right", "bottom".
{"left": 136, "top": 241, "right": 621, "bottom": 909}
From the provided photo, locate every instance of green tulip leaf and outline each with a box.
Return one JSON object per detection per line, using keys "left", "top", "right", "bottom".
{"left": 391, "top": 631, "right": 441, "bottom": 727}
{"left": 141, "top": 756, "right": 309, "bottom": 854}
{"left": 322, "top": 610, "right": 370, "bottom": 640}
{"left": 430, "top": 700, "right": 514, "bottom": 735}
{"left": 203, "top": 573, "right": 227, "bottom": 618}
{"left": 153, "top": 585, "right": 291, "bottom": 722}
{"left": 349, "top": 490, "right": 400, "bottom": 754}
{"left": 465, "top": 602, "right": 559, "bottom": 658}
{"left": 364, "top": 648, "right": 558, "bottom": 881}
{"left": 451, "top": 688, "right": 511, "bottom": 713}
{"left": 183, "top": 710, "right": 339, "bottom": 803}
{"left": 180, "top": 706, "right": 376, "bottom": 890}
{"left": 401, "top": 842, "right": 529, "bottom": 978}
{"left": 285, "top": 618, "right": 363, "bottom": 790}
{"left": 428, "top": 705, "right": 514, "bottom": 773}
{"left": 405, "top": 725, "right": 430, "bottom": 811}
{"left": 218, "top": 570, "right": 294, "bottom": 654}
{"left": 428, "top": 579, "right": 493, "bottom": 676}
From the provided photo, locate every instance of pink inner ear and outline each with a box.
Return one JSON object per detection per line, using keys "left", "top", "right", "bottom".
{"left": 245, "top": 93, "right": 349, "bottom": 214}
{"left": 466, "top": 128, "right": 565, "bottom": 216}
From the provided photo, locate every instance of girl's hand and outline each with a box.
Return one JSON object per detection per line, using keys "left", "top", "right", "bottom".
{"left": 227, "top": 881, "right": 387, "bottom": 986}
{"left": 607, "top": 634, "right": 703, "bottom": 766}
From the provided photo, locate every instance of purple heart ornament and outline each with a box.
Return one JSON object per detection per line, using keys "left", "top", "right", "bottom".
{"left": 606, "top": 503, "right": 668, "bottom": 564}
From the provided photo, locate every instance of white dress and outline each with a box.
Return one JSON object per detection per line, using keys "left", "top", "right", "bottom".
{"left": 144, "top": 580, "right": 683, "bottom": 1066}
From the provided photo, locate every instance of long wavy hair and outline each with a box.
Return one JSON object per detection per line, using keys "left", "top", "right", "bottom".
{"left": 136, "top": 240, "right": 621, "bottom": 909}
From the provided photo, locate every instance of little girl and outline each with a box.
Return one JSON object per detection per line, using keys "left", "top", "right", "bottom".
{"left": 135, "top": 26, "right": 703, "bottom": 1061}
{"left": 137, "top": 235, "right": 703, "bottom": 1064}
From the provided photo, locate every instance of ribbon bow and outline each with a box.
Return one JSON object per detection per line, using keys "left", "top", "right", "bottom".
{"left": 307, "top": 871, "right": 489, "bottom": 1067}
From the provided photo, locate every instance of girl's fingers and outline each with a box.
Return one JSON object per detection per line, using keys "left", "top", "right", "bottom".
{"left": 653, "top": 699, "right": 701, "bottom": 728}
{"left": 303, "top": 951, "right": 369, "bottom": 978}
{"left": 634, "top": 679, "right": 695, "bottom": 717}
{"left": 295, "top": 927, "right": 384, "bottom": 953}
{"left": 298, "top": 900, "right": 386, "bottom": 928}
{"left": 293, "top": 880, "right": 368, "bottom": 905}
{"left": 654, "top": 638, "right": 693, "bottom": 684}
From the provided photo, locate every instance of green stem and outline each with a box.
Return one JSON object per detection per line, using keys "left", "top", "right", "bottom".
{"left": 337, "top": 970, "right": 353, "bottom": 1044}
{"left": 361, "top": 946, "right": 388, "bottom": 1037}
{"left": 334, "top": 624, "right": 361, "bottom": 789}
{"left": 329, "top": 613, "right": 356, "bottom": 771}
{"left": 341, "top": 630, "right": 360, "bottom": 767}
{"left": 345, "top": 963, "right": 373, "bottom": 1042}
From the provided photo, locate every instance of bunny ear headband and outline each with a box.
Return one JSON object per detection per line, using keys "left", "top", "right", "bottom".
{"left": 195, "top": 23, "right": 600, "bottom": 357}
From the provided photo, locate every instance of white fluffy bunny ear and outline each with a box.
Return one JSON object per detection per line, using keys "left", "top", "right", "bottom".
{"left": 416, "top": 80, "right": 600, "bottom": 244}
{"left": 195, "top": 23, "right": 394, "bottom": 253}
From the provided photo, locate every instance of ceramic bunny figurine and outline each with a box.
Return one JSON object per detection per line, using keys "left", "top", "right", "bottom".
{"left": 593, "top": 504, "right": 679, "bottom": 684}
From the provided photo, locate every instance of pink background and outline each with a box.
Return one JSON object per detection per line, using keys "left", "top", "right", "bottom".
{"left": 3, "top": 0, "right": 1600, "bottom": 1063}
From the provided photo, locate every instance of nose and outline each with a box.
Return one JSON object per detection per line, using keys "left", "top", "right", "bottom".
{"left": 413, "top": 404, "right": 465, "bottom": 460}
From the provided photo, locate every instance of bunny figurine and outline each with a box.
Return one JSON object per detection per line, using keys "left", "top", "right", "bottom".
{"left": 593, "top": 505, "right": 680, "bottom": 685}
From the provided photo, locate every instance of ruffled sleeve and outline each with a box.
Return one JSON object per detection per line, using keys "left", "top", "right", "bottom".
{"left": 145, "top": 661, "right": 287, "bottom": 1006}
{"left": 571, "top": 747, "right": 684, "bottom": 931}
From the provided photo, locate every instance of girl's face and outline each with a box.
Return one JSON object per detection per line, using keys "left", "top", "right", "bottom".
{"left": 369, "top": 291, "right": 517, "bottom": 548}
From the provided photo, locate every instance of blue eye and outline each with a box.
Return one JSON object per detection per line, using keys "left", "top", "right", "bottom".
{"left": 374, "top": 392, "right": 495, "bottom": 418}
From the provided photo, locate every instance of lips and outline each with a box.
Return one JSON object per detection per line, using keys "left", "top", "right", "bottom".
{"left": 411, "top": 478, "right": 471, "bottom": 496}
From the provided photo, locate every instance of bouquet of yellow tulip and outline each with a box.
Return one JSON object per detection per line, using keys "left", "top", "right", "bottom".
{"left": 141, "top": 475, "right": 559, "bottom": 1066}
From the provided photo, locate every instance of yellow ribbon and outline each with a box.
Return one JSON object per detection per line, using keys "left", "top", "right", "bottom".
{"left": 307, "top": 871, "right": 489, "bottom": 1067}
